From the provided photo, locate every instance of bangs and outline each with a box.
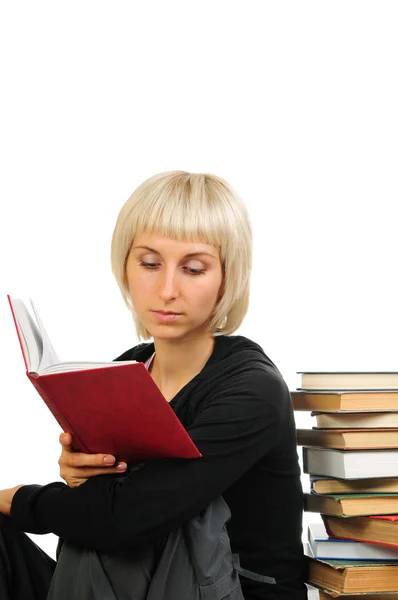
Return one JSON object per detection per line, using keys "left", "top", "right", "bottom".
{"left": 131, "top": 173, "right": 235, "bottom": 262}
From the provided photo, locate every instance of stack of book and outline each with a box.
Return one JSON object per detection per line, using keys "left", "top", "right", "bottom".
{"left": 292, "top": 371, "right": 398, "bottom": 598}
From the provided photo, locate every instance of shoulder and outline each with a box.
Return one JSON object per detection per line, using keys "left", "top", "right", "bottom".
{"left": 212, "top": 365, "right": 291, "bottom": 413}
{"left": 202, "top": 336, "right": 292, "bottom": 414}
{"left": 206, "top": 335, "right": 287, "bottom": 392}
{"left": 209, "top": 335, "right": 281, "bottom": 373}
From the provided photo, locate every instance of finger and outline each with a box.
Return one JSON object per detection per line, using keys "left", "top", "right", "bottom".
{"left": 116, "top": 462, "right": 127, "bottom": 470}
{"left": 58, "top": 434, "right": 117, "bottom": 467}
{"left": 68, "top": 464, "right": 127, "bottom": 478}
{"left": 65, "top": 451, "right": 118, "bottom": 468}
{"left": 59, "top": 432, "right": 73, "bottom": 448}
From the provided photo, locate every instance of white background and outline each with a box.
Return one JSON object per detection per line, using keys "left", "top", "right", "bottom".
{"left": 1, "top": 1, "right": 397, "bottom": 559}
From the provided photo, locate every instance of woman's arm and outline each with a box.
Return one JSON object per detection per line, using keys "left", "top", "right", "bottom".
{"left": 0, "top": 485, "right": 24, "bottom": 516}
{"left": 10, "top": 369, "right": 291, "bottom": 550}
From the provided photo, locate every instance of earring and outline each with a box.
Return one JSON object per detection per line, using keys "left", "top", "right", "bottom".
{"left": 217, "top": 315, "right": 228, "bottom": 330}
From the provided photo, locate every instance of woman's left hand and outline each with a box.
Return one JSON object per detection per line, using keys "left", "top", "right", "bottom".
{"left": 0, "top": 485, "right": 24, "bottom": 516}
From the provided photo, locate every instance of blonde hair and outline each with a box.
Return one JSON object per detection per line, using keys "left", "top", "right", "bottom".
{"left": 111, "top": 171, "right": 252, "bottom": 340}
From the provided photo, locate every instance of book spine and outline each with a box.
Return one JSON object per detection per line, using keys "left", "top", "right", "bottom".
{"left": 321, "top": 514, "right": 336, "bottom": 539}
{"left": 27, "top": 373, "right": 89, "bottom": 453}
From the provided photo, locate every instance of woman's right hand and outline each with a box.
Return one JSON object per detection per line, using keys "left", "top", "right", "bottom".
{"left": 58, "top": 432, "right": 127, "bottom": 488}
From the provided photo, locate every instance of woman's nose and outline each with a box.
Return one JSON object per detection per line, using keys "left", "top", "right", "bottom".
{"left": 158, "top": 268, "right": 179, "bottom": 301}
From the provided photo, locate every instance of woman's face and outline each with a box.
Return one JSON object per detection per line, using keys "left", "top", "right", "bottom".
{"left": 125, "top": 232, "right": 224, "bottom": 341}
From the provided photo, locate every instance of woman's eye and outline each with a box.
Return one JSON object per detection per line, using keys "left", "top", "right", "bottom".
{"left": 139, "top": 261, "right": 158, "bottom": 269}
{"left": 185, "top": 267, "right": 205, "bottom": 276}
{"left": 139, "top": 261, "right": 205, "bottom": 276}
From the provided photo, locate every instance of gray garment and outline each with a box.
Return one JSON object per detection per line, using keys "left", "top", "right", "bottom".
{"left": 46, "top": 496, "right": 247, "bottom": 600}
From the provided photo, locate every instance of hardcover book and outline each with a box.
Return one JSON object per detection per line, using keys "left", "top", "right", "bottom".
{"left": 323, "top": 515, "right": 398, "bottom": 548}
{"left": 292, "top": 391, "right": 398, "bottom": 412}
{"left": 303, "top": 447, "right": 398, "bottom": 479}
{"left": 312, "top": 410, "right": 398, "bottom": 429}
{"left": 7, "top": 295, "right": 201, "bottom": 463}
{"left": 318, "top": 591, "right": 398, "bottom": 600}
{"left": 306, "top": 555, "right": 398, "bottom": 594}
{"left": 297, "top": 372, "right": 398, "bottom": 391}
{"left": 304, "top": 492, "right": 398, "bottom": 517}
{"left": 297, "top": 428, "right": 398, "bottom": 450}
{"left": 308, "top": 522, "right": 398, "bottom": 561}
{"left": 310, "top": 476, "right": 398, "bottom": 495}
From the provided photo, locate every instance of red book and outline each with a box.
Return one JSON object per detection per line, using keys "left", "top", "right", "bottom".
{"left": 8, "top": 295, "right": 201, "bottom": 463}
{"left": 323, "top": 514, "right": 398, "bottom": 548}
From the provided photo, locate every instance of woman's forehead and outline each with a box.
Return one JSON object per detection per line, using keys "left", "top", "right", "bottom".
{"left": 133, "top": 232, "right": 220, "bottom": 256}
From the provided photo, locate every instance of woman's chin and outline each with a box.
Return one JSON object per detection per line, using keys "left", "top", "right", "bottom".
{"left": 149, "top": 323, "right": 212, "bottom": 343}
{"left": 146, "top": 324, "right": 186, "bottom": 340}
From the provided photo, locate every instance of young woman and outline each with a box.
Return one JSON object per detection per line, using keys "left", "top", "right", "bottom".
{"left": 0, "top": 171, "right": 307, "bottom": 599}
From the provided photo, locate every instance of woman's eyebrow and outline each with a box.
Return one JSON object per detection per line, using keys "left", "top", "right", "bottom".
{"left": 132, "top": 245, "right": 217, "bottom": 259}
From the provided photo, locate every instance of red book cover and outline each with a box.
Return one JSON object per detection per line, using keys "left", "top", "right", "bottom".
{"left": 8, "top": 295, "right": 201, "bottom": 463}
{"left": 323, "top": 515, "right": 398, "bottom": 548}
{"left": 370, "top": 515, "right": 398, "bottom": 522}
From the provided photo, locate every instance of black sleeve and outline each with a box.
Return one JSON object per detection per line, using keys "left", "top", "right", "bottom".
{"left": 10, "top": 369, "right": 289, "bottom": 551}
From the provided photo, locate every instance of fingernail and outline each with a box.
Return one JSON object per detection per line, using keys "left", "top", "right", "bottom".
{"left": 103, "top": 456, "right": 115, "bottom": 465}
{"left": 116, "top": 462, "right": 127, "bottom": 470}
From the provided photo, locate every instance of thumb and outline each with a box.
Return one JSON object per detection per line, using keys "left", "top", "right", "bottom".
{"left": 59, "top": 432, "right": 73, "bottom": 448}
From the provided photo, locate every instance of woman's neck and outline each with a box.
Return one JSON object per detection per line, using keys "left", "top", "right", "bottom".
{"left": 149, "top": 334, "right": 216, "bottom": 400}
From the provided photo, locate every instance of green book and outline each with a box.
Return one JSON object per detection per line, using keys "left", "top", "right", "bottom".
{"left": 304, "top": 492, "right": 398, "bottom": 516}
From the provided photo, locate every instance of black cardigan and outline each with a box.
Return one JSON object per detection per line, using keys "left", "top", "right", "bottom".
{"left": 10, "top": 335, "right": 307, "bottom": 600}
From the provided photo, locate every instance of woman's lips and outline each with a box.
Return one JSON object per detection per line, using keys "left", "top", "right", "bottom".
{"left": 151, "top": 311, "right": 182, "bottom": 322}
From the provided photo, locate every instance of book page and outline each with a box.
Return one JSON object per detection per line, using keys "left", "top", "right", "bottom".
{"left": 13, "top": 299, "right": 43, "bottom": 372}
{"left": 30, "top": 298, "right": 60, "bottom": 372}
{"left": 41, "top": 360, "right": 137, "bottom": 374}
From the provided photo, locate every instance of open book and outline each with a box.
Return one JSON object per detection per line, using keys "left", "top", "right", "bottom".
{"left": 7, "top": 295, "right": 201, "bottom": 462}
{"left": 8, "top": 295, "right": 137, "bottom": 375}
